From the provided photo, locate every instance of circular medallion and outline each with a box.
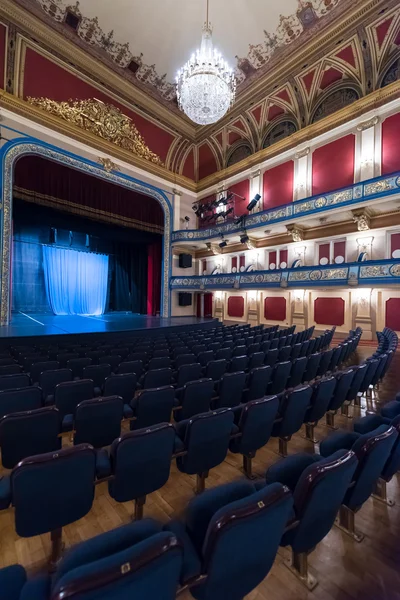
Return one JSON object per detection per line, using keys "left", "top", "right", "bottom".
{"left": 310, "top": 270, "right": 322, "bottom": 281}
{"left": 255, "top": 274, "right": 264, "bottom": 283}
{"left": 319, "top": 257, "right": 329, "bottom": 266}
{"left": 315, "top": 197, "right": 327, "bottom": 208}
{"left": 390, "top": 264, "right": 400, "bottom": 277}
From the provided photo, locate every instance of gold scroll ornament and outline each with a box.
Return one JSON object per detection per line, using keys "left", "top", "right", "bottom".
{"left": 27, "top": 97, "right": 163, "bottom": 165}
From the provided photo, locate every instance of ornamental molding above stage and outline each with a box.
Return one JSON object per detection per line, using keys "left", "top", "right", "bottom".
{"left": 27, "top": 97, "right": 164, "bottom": 166}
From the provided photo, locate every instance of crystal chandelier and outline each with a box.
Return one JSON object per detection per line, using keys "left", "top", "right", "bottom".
{"left": 176, "top": 0, "right": 236, "bottom": 125}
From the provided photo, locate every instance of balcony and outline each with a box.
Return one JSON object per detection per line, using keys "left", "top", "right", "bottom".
{"left": 170, "top": 259, "right": 400, "bottom": 290}
{"left": 172, "top": 171, "right": 400, "bottom": 243}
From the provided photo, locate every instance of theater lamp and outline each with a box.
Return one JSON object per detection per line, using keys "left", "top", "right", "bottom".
{"left": 247, "top": 194, "right": 261, "bottom": 212}
{"left": 219, "top": 236, "right": 227, "bottom": 249}
{"left": 240, "top": 233, "right": 249, "bottom": 244}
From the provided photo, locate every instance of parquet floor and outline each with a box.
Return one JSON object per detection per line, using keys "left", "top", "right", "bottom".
{"left": 1, "top": 346, "right": 400, "bottom": 599}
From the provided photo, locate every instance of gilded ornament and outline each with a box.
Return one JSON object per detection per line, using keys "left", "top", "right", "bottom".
{"left": 321, "top": 268, "right": 348, "bottom": 280}
{"left": 98, "top": 157, "right": 117, "bottom": 172}
{"left": 360, "top": 266, "right": 388, "bottom": 278}
{"left": 27, "top": 97, "right": 163, "bottom": 165}
{"left": 364, "top": 179, "right": 392, "bottom": 195}
{"left": 309, "top": 270, "right": 322, "bottom": 281}
{"left": 352, "top": 211, "right": 370, "bottom": 232}
{"left": 315, "top": 197, "right": 327, "bottom": 208}
{"left": 328, "top": 190, "right": 353, "bottom": 205}
{"left": 389, "top": 264, "right": 400, "bottom": 277}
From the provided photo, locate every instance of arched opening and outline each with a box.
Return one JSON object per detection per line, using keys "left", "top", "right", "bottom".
{"left": 311, "top": 87, "right": 359, "bottom": 123}
{"left": 0, "top": 141, "right": 172, "bottom": 325}
{"left": 262, "top": 120, "right": 297, "bottom": 149}
{"left": 380, "top": 56, "right": 400, "bottom": 88}
{"left": 226, "top": 143, "right": 252, "bottom": 167}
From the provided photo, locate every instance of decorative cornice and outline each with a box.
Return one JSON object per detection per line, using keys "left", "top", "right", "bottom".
{"left": 356, "top": 116, "right": 380, "bottom": 131}
{"left": 295, "top": 147, "right": 310, "bottom": 160}
{"left": 0, "top": 91, "right": 197, "bottom": 192}
{"left": 286, "top": 225, "right": 305, "bottom": 242}
{"left": 98, "top": 157, "right": 116, "bottom": 172}
{"left": 196, "top": 79, "right": 400, "bottom": 191}
{"left": 352, "top": 209, "right": 371, "bottom": 231}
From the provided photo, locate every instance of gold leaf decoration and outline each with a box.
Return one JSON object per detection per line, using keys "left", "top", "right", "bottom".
{"left": 27, "top": 97, "right": 163, "bottom": 165}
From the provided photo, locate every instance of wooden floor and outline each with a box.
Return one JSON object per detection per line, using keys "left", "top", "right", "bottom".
{"left": 1, "top": 346, "right": 400, "bottom": 599}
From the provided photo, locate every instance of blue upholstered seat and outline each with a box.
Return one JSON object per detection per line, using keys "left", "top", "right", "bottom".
{"left": 66, "top": 357, "right": 92, "bottom": 380}
{"left": 272, "top": 386, "right": 313, "bottom": 456}
{"left": 176, "top": 409, "right": 234, "bottom": 493}
{"left": 278, "top": 345, "right": 292, "bottom": 363}
{"left": 316, "top": 348, "right": 333, "bottom": 378}
{"left": 325, "top": 369, "right": 354, "bottom": 428}
{"left": 204, "top": 359, "right": 227, "bottom": 382}
{"left": 116, "top": 360, "right": 143, "bottom": 376}
{"left": 243, "top": 365, "right": 272, "bottom": 402}
{"left": 54, "top": 379, "right": 94, "bottom": 420}
{"left": 175, "top": 363, "right": 203, "bottom": 388}
{"left": 0, "top": 407, "right": 61, "bottom": 469}
{"left": 0, "top": 386, "right": 42, "bottom": 419}
{"left": 108, "top": 423, "right": 176, "bottom": 519}
{"left": 0, "top": 565, "right": 27, "bottom": 600}
{"left": 142, "top": 367, "right": 173, "bottom": 390}
{"left": 264, "top": 348, "right": 278, "bottom": 366}
{"left": 73, "top": 396, "right": 124, "bottom": 448}
{"left": 83, "top": 364, "right": 111, "bottom": 395}
{"left": 130, "top": 385, "right": 175, "bottom": 429}
{"left": 103, "top": 373, "right": 137, "bottom": 404}
{"left": 302, "top": 353, "right": 322, "bottom": 383}
{"left": 303, "top": 376, "right": 336, "bottom": 439}
{"left": 353, "top": 414, "right": 400, "bottom": 482}
{"left": 268, "top": 361, "right": 291, "bottom": 395}
{"left": 174, "top": 378, "right": 214, "bottom": 421}
{"left": 30, "top": 361, "right": 60, "bottom": 384}
{"left": 286, "top": 357, "right": 307, "bottom": 389}
{"left": 0, "top": 373, "right": 30, "bottom": 392}
{"left": 166, "top": 480, "right": 292, "bottom": 600}
{"left": 213, "top": 372, "right": 246, "bottom": 409}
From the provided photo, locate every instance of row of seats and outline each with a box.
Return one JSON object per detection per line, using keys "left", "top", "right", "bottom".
{"left": 1, "top": 396, "right": 399, "bottom": 598}
{"left": 0, "top": 330, "right": 361, "bottom": 470}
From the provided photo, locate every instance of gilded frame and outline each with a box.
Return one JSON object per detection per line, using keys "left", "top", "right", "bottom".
{"left": 0, "top": 138, "right": 172, "bottom": 325}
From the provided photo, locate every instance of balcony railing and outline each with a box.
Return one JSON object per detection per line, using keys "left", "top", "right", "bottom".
{"left": 170, "top": 259, "right": 400, "bottom": 290}
{"left": 172, "top": 171, "right": 400, "bottom": 243}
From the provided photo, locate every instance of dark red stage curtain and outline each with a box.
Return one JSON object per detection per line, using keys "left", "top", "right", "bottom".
{"left": 14, "top": 156, "right": 164, "bottom": 235}
{"left": 312, "top": 136, "right": 355, "bottom": 195}
{"left": 228, "top": 296, "right": 244, "bottom": 318}
{"left": 385, "top": 298, "right": 400, "bottom": 331}
{"left": 314, "top": 298, "right": 345, "bottom": 326}
{"left": 382, "top": 113, "right": 400, "bottom": 175}
{"left": 264, "top": 297, "right": 286, "bottom": 321}
{"left": 147, "top": 239, "right": 162, "bottom": 316}
{"left": 196, "top": 294, "right": 202, "bottom": 318}
{"left": 204, "top": 293, "right": 213, "bottom": 318}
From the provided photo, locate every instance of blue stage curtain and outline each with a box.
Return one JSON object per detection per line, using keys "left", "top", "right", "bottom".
{"left": 43, "top": 246, "right": 109, "bottom": 316}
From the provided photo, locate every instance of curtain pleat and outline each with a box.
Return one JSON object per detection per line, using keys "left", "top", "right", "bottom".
{"left": 42, "top": 246, "right": 109, "bottom": 316}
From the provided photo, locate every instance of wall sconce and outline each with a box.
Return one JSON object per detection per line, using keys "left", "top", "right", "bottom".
{"left": 294, "top": 246, "right": 306, "bottom": 258}
{"left": 294, "top": 289, "right": 305, "bottom": 303}
{"left": 248, "top": 290, "right": 258, "bottom": 302}
{"left": 357, "top": 288, "right": 371, "bottom": 305}
{"left": 215, "top": 291, "right": 223, "bottom": 300}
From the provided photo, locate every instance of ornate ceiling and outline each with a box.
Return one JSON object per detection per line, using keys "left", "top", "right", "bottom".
{"left": 19, "top": 0, "right": 349, "bottom": 107}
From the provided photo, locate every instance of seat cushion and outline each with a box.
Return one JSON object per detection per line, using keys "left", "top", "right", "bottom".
{"left": 20, "top": 574, "right": 50, "bottom": 600}
{"left": 319, "top": 431, "right": 359, "bottom": 458}
{"left": 61, "top": 414, "right": 74, "bottom": 432}
{"left": 164, "top": 520, "right": 201, "bottom": 583}
{"left": 0, "top": 475, "right": 11, "bottom": 510}
{"left": 381, "top": 401, "right": 400, "bottom": 420}
{"left": 96, "top": 449, "right": 111, "bottom": 480}
{"left": 353, "top": 414, "right": 390, "bottom": 435}
{"left": 123, "top": 404, "right": 134, "bottom": 419}
{"left": 0, "top": 565, "right": 27, "bottom": 600}
{"left": 266, "top": 453, "right": 321, "bottom": 492}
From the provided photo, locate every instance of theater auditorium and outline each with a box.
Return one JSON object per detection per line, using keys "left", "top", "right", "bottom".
{"left": 0, "top": 0, "right": 400, "bottom": 598}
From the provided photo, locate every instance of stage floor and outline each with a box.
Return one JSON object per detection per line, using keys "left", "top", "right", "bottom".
{"left": 1, "top": 312, "right": 215, "bottom": 339}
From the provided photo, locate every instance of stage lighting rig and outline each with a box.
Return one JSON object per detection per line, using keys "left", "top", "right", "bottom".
{"left": 219, "top": 235, "right": 227, "bottom": 249}
{"left": 240, "top": 232, "right": 249, "bottom": 244}
{"left": 234, "top": 215, "right": 246, "bottom": 226}
{"left": 247, "top": 194, "right": 261, "bottom": 212}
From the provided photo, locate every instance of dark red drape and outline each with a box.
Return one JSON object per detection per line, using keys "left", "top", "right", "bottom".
{"left": 147, "top": 239, "right": 162, "bottom": 316}
{"left": 204, "top": 293, "right": 213, "bottom": 318}
{"left": 196, "top": 294, "right": 202, "bottom": 317}
{"left": 14, "top": 156, "right": 164, "bottom": 235}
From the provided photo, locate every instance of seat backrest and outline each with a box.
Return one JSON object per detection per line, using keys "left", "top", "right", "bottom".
{"left": 109, "top": 423, "right": 176, "bottom": 502}
{"left": 0, "top": 406, "right": 61, "bottom": 469}
{"left": 328, "top": 346, "right": 342, "bottom": 372}
{"left": 153, "top": 349, "right": 170, "bottom": 358}
{"left": 215, "top": 348, "right": 232, "bottom": 361}
{"left": 345, "top": 364, "right": 367, "bottom": 401}
{"left": 197, "top": 351, "right": 214, "bottom": 367}
{"left": 0, "top": 364, "right": 21, "bottom": 376}
{"left": 74, "top": 396, "right": 124, "bottom": 448}
{"left": 264, "top": 348, "right": 278, "bottom": 367}
{"left": 29, "top": 360, "right": 59, "bottom": 384}
{"left": 233, "top": 345, "right": 247, "bottom": 357}
{"left": 133, "top": 386, "right": 175, "bottom": 429}
{"left": 51, "top": 529, "right": 182, "bottom": 600}
{"left": 57, "top": 353, "right": 79, "bottom": 367}
{"left": 269, "top": 361, "right": 291, "bottom": 395}
{"left": 246, "top": 366, "right": 272, "bottom": 402}
{"left": 328, "top": 369, "right": 355, "bottom": 411}
{"left": 99, "top": 355, "right": 122, "bottom": 371}
{"left": 303, "top": 353, "right": 322, "bottom": 383}
{"left": 66, "top": 358, "right": 92, "bottom": 379}
{"left": 216, "top": 372, "right": 246, "bottom": 408}
{"left": 359, "top": 359, "right": 379, "bottom": 392}
{"left": 278, "top": 346, "right": 291, "bottom": 363}
{"left": 278, "top": 386, "right": 313, "bottom": 438}
{"left": 0, "top": 386, "right": 42, "bottom": 418}
{"left": 235, "top": 396, "right": 279, "bottom": 455}
{"left": 178, "top": 378, "right": 214, "bottom": 421}
{"left": 291, "top": 450, "right": 357, "bottom": 553}
{"left": 306, "top": 376, "right": 337, "bottom": 423}
{"left": 206, "top": 359, "right": 227, "bottom": 381}
{"left": 317, "top": 348, "right": 333, "bottom": 377}
{"left": 347, "top": 425, "right": 397, "bottom": 510}
{"left": 248, "top": 352, "right": 265, "bottom": 371}
{"left": 287, "top": 357, "right": 307, "bottom": 389}
{"left": 229, "top": 356, "right": 249, "bottom": 373}
{"left": 199, "top": 483, "right": 292, "bottom": 600}
{"left": 176, "top": 363, "right": 203, "bottom": 388}
{"left": 11, "top": 444, "right": 96, "bottom": 537}
{"left": 290, "top": 343, "right": 302, "bottom": 361}
{"left": 55, "top": 379, "right": 94, "bottom": 419}
{"left": 103, "top": 374, "right": 137, "bottom": 404}
{"left": 117, "top": 360, "right": 143, "bottom": 376}
{"left": 148, "top": 357, "right": 172, "bottom": 370}
{"left": 85, "top": 350, "right": 105, "bottom": 364}
{"left": 174, "top": 354, "right": 196, "bottom": 369}
{"left": 83, "top": 364, "right": 112, "bottom": 388}
{"left": 177, "top": 409, "right": 234, "bottom": 474}
{"left": 40, "top": 369, "right": 72, "bottom": 399}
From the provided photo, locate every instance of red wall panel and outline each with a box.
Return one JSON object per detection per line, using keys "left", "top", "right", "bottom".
{"left": 263, "top": 161, "right": 294, "bottom": 210}
{"left": 229, "top": 179, "right": 250, "bottom": 216}
{"left": 264, "top": 297, "right": 286, "bottom": 321}
{"left": 314, "top": 298, "right": 345, "bottom": 326}
{"left": 23, "top": 48, "right": 174, "bottom": 162}
{"left": 0, "top": 23, "right": 6, "bottom": 89}
{"left": 319, "top": 243, "right": 330, "bottom": 263}
{"left": 239, "top": 255, "right": 246, "bottom": 269}
{"left": 228, "top": 296, "right": 245, "bottom": 318}
{"left": 232, "top": 257, "right": 238, "bottom": 270}
{"left": 386, "top": 298, "right": 400, "bottom": 331}
{"left": 268, "top": 251, "right": 277, "bottom": 268}
{"left": 333, "top": 241, "right": 346, "bottom": 260}
{"left": 390, "top": 233, "right": 400, "bottom": 257}
{"left": 198, "top": 143, "right": 218, "bottom": 180}
{"left": 279, "top": 249, "right": 288, "bottom": 267}
{"left": 182, "top": 149, "right": 195, "bottom": 181}
{"left": 382, "top": 114, "right": 400, "bottom": 175}
{"left": 312, "top": 135, "right": 355, "bottom": 195}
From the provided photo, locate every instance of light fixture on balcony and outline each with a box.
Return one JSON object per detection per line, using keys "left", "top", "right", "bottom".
{"left": 176, "top": 0, "right": 236, "bottom": 125}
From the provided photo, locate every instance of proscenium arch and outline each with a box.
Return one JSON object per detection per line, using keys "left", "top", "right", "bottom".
{"left": 0, "top": 138, "right": 173, "bottom": 325}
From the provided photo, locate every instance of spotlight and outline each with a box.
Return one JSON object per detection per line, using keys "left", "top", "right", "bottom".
{"left": 217, "top": 196, "right": 228, "bottom": 206}
{"left": 247, "top": 194, "right": 261, "bottom": 212}
{"left": 234, "top": 215, "right": 245, "bottom": 226}
{"left": 225, "top": 207, "right": 234, "bottom": 218}
{"left": 192, "top": 204, "right": 198, "bottom": 212}
{"left": 219, "top": 240, "right": 227, "bottom": 248}
{"left": 226, "top": 192, "right": 234, "bottom": 201}
{"left": 240, "top": 233, "right": 249, "bottom": 244}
